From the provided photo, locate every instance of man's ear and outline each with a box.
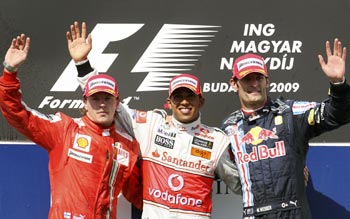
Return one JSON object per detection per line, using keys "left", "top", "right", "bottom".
{"left": 199, "top": 96, "right": 205, "bottom": 108}
{"left": 266, "top": 77, "right": 270, "bottom": 88}
{"left": 83, "top": 97, "right": 88, "bottom": 110}
{"left": 230, "top": 78, "right": 238, "bottom": 93}
{"left": 116, "top": 96, "right": 120, "bottom": 107}
{"left": 166, "top": 97, "right": 172, "bottom": 110}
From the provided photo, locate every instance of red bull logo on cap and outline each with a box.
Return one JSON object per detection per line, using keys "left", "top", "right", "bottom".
{"left": 241, "top": 127, "right": 278, "bottom": 145}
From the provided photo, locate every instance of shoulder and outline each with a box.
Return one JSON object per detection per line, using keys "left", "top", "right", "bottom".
{"left": 221, "top": 110, "right": 243, "bottom": 130}
{"left": 200, "top": 123, "right": 229, "bottom": 139}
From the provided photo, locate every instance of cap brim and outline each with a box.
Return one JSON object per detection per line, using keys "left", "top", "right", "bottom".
{"left": 235, "top": 69, "right": 268, "bottom": 79}
{"left": 84, "top": 89, "right": 118, "bottom": 97}
{"left": 169, "top": 85, "right": 201, "bottom": 97}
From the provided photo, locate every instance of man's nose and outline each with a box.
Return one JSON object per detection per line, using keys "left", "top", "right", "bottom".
{"left": 179, "top": 97, "right": 190, "bottom": 104}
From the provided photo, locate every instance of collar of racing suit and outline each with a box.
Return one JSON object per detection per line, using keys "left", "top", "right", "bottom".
{"left": 169, "top": 113, "right": 202, "bottom": 132}
{"left": 81, "top": 115, "right": 116, "bottom": 136}
{"left": 241, "top": 97, "right": 283, "bottom": 122}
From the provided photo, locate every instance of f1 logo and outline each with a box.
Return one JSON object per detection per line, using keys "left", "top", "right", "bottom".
{"left": 51, "top": 23, "right": 220, "bottom": 93}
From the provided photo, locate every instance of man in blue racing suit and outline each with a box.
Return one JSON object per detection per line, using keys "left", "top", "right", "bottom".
{"left": 221, "top": 39, "right": 350, "bottom": 218}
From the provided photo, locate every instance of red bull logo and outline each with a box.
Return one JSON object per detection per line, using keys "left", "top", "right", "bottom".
{"left": 241, "top": 127, "right": 278, "bottom": 145}
{"left": 236, "top": 141, "right": 286, "bottom": 164}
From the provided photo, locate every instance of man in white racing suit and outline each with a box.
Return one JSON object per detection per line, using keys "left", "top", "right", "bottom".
{"left": 66, "top": 21, "right": 242, "bottom": 219}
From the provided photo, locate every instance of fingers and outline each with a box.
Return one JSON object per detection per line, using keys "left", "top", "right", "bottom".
{"left": 68, "top": 21, "right": 87, "bottom": 41}
{"left": 10, "top": 34, "right": 29, "bottom": 51}
{"left": 66, "top": 31, "right": 72, "bottom": 42}
{"left": 332, "top": 38, "right": 338, "bottom": 56}
{"left": 81, "top": 22, "right": 87, "bottom": 39}
{"left": 325, "top": 41, "right": 331, "bottom": 57}
{"left": 318, "top": 54, "right": 325, "bottom": 67}
{"left": 342, "top": 47, "right": 346, "bottom": 61}
{"left": 10, "top": 38, "right": 16, "bottom": 49}
{"left": 74, "top": 21, "right": 81, "bottom": 39}
{"left": 325, "top": 38, "right": 346, "bottom": 59}
{"left": 24, "top": 37, "right": 30, "bottom": 53}
{"left": 70, "top": 24, "right": 76, "bottom": 40}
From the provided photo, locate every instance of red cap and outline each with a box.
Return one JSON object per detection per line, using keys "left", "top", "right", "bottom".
{"left": 232, "top": 54, "right": 268, "bottom": 79}
{"left": 83, "top": 74, "right": 119, "bottom": 97}
{"left": 168, "top": 74, "right": 202, "bottom": 96}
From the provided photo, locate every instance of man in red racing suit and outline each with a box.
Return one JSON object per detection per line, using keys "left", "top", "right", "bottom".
{"left": 0, "top": 34, "right": 139, "bottom": 219}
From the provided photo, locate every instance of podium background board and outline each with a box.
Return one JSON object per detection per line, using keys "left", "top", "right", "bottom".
{"left": 0, "top": 0, "right": 349, "bottom": 218}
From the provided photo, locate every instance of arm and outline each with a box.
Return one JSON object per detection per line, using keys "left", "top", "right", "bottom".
{"left": 122, "top": 160, "right": 143, "bottom": 210}
{"left": 316, "top": 39, "right": 350, "bottom": 127}
{"left": 215, "top": 145, "right": 242, "bottom": 195}
{"left": 66, "top": 21, "right": 136, "bottom": 137}
{"left": 0, "top": 35, "right": 63, "bottom": 150}
{"left": 318, "top": 38, "right": 346, "bottom": 84}
{"left": 66, "top": 21, "right": 97, "bottom": 89}
{"left": 295, "top": 38, "right": 350, "bottom": 138}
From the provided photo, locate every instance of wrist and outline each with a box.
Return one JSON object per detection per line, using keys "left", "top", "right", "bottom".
{"left": 3, "top": 61, "right": 18, "bottom": 73}
{"left": 75, "top": 59, "right": 89, "bottom": 66}
{"left": 330, "top": 77, "right": 345, "bottom": 85}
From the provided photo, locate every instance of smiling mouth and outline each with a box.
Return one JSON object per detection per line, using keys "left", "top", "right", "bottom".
{"left": 179, "top": 108, "right": 191, "bottom": 114}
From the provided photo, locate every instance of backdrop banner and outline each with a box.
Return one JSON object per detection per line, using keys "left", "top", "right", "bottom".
{"left": 0, "top": 0, "right": 349, "bottom": 218}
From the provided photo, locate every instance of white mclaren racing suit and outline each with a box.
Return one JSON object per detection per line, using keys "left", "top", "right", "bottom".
{"left": 126, "top": 108, "right": 242, "bottom": 219}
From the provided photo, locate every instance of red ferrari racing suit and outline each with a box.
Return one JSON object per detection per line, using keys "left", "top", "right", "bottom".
{"left": 0, "top": 70, "right": 139, "bottom": 219}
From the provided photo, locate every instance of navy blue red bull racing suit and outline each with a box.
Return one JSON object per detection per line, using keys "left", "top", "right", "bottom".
{"left": 221, "top": 81, "right": 350, "bottom": 219}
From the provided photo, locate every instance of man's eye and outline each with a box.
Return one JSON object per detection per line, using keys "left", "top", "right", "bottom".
{"left": 172, "top": 95, "right": 181, "bottom": 100}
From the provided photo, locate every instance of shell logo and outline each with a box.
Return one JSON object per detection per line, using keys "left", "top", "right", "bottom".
{"left": 77, "top": 137, "right": 89, "bottom": 148}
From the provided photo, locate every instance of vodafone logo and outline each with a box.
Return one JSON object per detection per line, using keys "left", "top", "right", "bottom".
{"left": 168, "top": 174, "right": 184, "bottom": 191}
{"left": 148, "top": 173, "right": 203, "bottom": 207}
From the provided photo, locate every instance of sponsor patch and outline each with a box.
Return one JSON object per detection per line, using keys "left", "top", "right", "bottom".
{"left": 308, "top": 109, "right": 315, "bottom": 125}
{"left": 64, "top": 212, "right": 71, "bottom": 219}
{"left": 274, "top": 115, "right": 283, "bottom": 125}
{"left": 113, "top": 143, "right": 130, "bottom": 166}
{"left": 73, "top": 134, "right": 92, "bottom": 152}
{"left": 192, "top": 137, "right": 213, "bottom": 149}
{"left": 68, "top": 148, "right": 93, "bottom": 164}
{"left": 136, "top": 110, "right": 147, "bottom": 123}
{"left": 154, "top": 135, "right": 175, "bottom": 149}
{"left": 157, "top": 127, "right": 176, "bottom": 138}
{"left": 191, "top": 147, "right": 211, "bottom": 160}
{"left": 292, "top": 101, "right": 316, "bottom": 115}
{"left": 236, "top": 141, "right": 286, "bottom": 164}
{"left": 73, "top": 214, "right": 86, "bottom": 219}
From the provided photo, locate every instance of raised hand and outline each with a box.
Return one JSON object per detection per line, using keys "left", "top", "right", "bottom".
{"left": 318, "top": 38, "right": 346, "bottom": 83}
{"left": 66, "top": 21, "right": 92, "bottom": 63}
{"left": 4, "top": 34, "right": 30, "bottom": 71}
